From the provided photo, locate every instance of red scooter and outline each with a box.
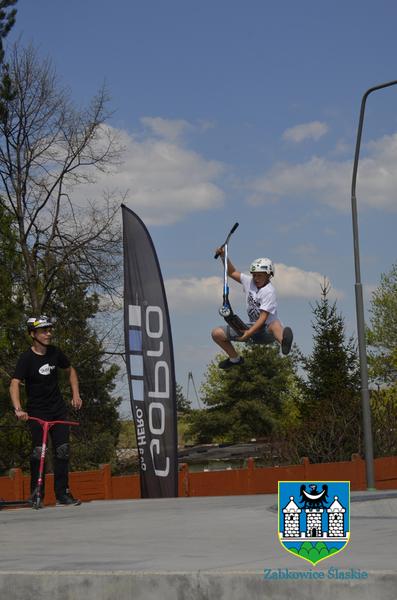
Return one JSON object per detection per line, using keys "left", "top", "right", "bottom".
{"left": 28, "top": 416, "right": 79, "bottom": 510}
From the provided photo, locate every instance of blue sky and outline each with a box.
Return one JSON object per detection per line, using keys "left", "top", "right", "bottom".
{"left": 9, "top": 1, "right": 397, "bottom": 414}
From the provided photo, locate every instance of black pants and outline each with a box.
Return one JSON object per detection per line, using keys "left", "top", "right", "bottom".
{"left": 28, "top": 419, "right": 70, "bottom": 500}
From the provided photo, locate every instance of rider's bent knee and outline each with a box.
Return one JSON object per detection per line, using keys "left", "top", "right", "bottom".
{"left": 55, "top": 443, "right": 70, "bottom": 460}
{"left": 212, "top": 327, "right": 226, "bottom": 342}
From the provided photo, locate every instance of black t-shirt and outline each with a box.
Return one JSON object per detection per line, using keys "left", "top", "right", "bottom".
{"left": 13, "top": 346, "right": 71, "bottom": 419}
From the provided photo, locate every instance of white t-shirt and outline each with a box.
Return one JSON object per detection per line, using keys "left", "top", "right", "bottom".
{"left": 240, "top": 273, "right": 278, "bottom": 325}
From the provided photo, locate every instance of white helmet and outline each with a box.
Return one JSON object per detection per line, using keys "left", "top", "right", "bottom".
{"left": 249, "top": 257, "right": 274, "bottom": 276}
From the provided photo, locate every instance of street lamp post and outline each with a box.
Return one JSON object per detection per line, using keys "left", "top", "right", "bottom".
{"left": 351, "top": 79, "right": 397, "bottom": 490}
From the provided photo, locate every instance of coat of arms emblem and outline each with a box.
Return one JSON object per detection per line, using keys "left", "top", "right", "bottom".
{"left": 278, "top": 481, "right": 350, "bottom": 565}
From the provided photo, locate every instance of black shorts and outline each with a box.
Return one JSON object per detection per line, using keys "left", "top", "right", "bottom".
{"left": 220, "top": 323, "right": 276, "bottom": 345}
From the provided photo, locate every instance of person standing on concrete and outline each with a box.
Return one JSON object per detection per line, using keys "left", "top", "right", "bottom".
{"left": 9, "top": 316, "right": 82, "bottom": 507}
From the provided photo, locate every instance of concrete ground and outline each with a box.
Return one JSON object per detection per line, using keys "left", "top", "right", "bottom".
{"left": 0, "top": 490, "right": 396, "bottom": 599}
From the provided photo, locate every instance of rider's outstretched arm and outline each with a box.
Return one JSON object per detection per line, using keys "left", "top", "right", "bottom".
{"left": 227, "top": 257, "right": 241, "bottom": 283}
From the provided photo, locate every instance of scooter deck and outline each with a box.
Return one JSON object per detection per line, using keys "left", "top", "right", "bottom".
{"left": 224, "top": 312, "right": 249, "bottom": 335}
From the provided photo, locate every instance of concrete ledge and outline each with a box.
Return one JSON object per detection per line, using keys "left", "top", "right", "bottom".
{"left": 1, "top": 571, "right": 397, "bottom": 600}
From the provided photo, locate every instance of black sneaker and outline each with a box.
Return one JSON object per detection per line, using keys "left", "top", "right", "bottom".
{"left": 56, "top": 491, "right": 81, "bottom": 506}
{"left": 281, "top": 327, "right": 293, "bottom": 355}
{"left": 219, "top": 356, "right": 244, "bottom": 370}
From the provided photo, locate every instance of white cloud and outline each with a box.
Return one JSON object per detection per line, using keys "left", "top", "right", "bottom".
{"left": 140, "top": 116, "right": 215, "bottom": 141}
{"left": 140, "top": 116, "right": 192, "bottom": 141}
{"left": 165, "top": 276, "right": 221, "bottom": 312}
{"left": 164, "top": 267, "right": 342, "bottom": 313}
{"left": 247, "top": 156, "right": 350, "bottom": 208}
{"left": 273, "top": 264, "right": 343, "bottom": 299}
{"left": 72, "top": 121, "right": 225, "bottom": 225}
{"left": 247, "top": 131, "right": 397, "bottom": 212}
{"left": 282, "top": 121, "right": 328, "bottom": 143}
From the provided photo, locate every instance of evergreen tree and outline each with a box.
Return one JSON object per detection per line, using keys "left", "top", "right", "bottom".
{"left": 187, "top": 343, "right": 298, "bottom": 444}
{"left": 0, "top": 204, "right": 25, "bottom": 387}
{"left": 0, "top": 1, "right": 17, "bottom": 64}
{"left": 0, "top": 204, "right": 30, "bottom": 474}
{"left": 295, "top": 282, "right": 362, "bottom": 463}
{"left": 302, "top": 282, "right": 360, "bottom": 405}
{"left": 176, "top": 383, "right": 192, "bottom": 414}
{"left": 0, "top": 1, "right": 17, "bottom": 122}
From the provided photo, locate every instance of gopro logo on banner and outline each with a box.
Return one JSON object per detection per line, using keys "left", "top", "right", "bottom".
{"left": 128, "top": 304, "right": 170, "bottom": 477}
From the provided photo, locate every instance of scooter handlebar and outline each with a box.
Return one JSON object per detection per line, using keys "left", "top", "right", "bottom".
{"left": 214, "top": 222, "right": 239, "bottom": 259}
{"left": 28, "top": 416, "right": 79, "bottom": 427}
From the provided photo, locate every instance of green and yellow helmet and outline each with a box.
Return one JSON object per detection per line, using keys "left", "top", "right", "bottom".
{"left": 27, "top": 316, "right": 54, "bottom": 331}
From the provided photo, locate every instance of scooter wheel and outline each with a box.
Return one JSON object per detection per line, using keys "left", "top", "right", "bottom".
{"left": 219, "top": 306, "right": 231, "bottom": 317}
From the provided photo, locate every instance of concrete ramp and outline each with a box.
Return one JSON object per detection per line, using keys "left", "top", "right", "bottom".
{"left": 1, "top": 492, "right": 396, "bottom": 599}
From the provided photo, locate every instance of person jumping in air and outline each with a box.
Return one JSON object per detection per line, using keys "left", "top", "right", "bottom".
{"left": 212, "top": 249, "right": 293, "bottom": 369}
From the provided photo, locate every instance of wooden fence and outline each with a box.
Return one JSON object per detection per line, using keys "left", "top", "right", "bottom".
{"left": 1, "top": 454, "right": 397, "bottom": 505}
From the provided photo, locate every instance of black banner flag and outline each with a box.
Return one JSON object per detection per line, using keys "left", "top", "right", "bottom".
{"left": 122, "top": 204, "right": 178, "bottom": 498}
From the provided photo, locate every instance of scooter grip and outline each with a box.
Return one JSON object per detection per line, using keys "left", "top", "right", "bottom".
{"left": 214, "top": 222, "right": 239, "bottom": 258}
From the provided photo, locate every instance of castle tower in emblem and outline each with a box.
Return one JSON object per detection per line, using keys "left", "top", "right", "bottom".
{"left": 282, "top": 496, "right": 301, "bottom": 538}
{"left": 327, "top": 496, "right": 345, "bottom": 537}
{"left": 306, "top": 508, "right": 323, "bottom": 538}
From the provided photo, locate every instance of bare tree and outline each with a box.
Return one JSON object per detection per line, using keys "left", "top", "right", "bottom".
{"left": 0, "top": 43, "right": 123, "bottom": 313}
